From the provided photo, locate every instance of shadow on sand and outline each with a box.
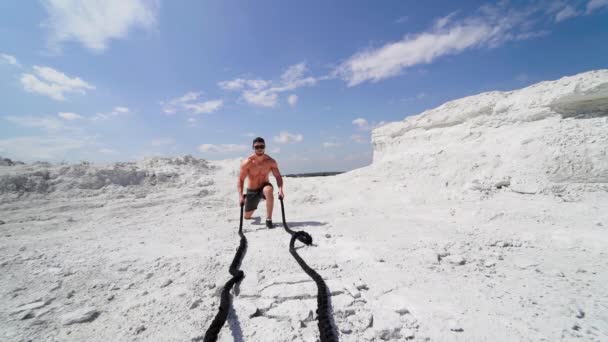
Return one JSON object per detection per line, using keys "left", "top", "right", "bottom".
{"left": 246, "top": 216, "right": 327, "bottom": 229}
{"left": 287, "top": 221, "right": 327, "bottom": 228}
{"left": 227, "top": 302, "right": 244, "bottom": 342}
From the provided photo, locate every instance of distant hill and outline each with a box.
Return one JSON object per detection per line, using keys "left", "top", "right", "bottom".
{"left": 284, "top": 171, "right": 344, "bottom": 178}
{"left": 0, "top": 157, "right": 24, "bottom": 166}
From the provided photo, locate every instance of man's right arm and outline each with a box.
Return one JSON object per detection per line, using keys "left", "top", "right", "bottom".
{"left": 237, "top": 159, "right": 249, "bottom": 199}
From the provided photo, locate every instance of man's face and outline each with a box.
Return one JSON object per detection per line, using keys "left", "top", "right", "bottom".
{"left": 253, "top": 142, "right": 265, "bottom": 156}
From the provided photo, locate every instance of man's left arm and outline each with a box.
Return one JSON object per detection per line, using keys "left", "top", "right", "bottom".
{"left": 271, "top": 160, "right": 284, "bottom": 198}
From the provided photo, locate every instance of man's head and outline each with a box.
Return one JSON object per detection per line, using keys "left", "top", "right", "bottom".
{"left": 252, "top": 137, "right": 265, "bottom": 156}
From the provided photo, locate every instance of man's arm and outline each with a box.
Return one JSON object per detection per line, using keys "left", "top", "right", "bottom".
{"left": 237, "top": 159, "right": 249, "bottom": 200}
{"left": 271, "top": 160, "right": 284, "bottom": 198}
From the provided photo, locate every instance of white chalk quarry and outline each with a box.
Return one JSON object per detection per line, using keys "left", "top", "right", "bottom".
{"left": 1, "top": 70, "right": 607, "bottom": 341}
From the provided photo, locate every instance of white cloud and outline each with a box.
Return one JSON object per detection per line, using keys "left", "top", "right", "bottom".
{"left": 218, "top": 78, "right": 270, "bottom": 91}
{"left": 274, "top": 63, "right": 317, "bottom": 91}
{"left": 274, "top": 131, "right": 303, "bottom": 144}
{"left": 92, "top": 106, "right": 131, "bottom": 121}
{"left": 58, "top": 112, "right": 82, "bottom": 120}
{"left": 114, "top": 106, "right": 129, "bottom": 113}
{"left": 99, "top": 148, "right": 119, "bottom": 154}
{"left": 352, "top": 118, "right": 370, "bottom": 130}
{"left": 0, "top": 53, "right": 20, "bottom": 67}
{"left": 433, "top": 11, "right": 459, "bottom": 30}
{"left": 218, "top": 79, "right": 245, "bottom": 90}
{"left": 219, "top": 62, "right": 316, "bottom": 108}
{"left": 322, "top": 136, "right": 340, "bottom": 148}
{"left": 350, "top": 134, "right": 367, "bottom": 144}
{"left": 336, "top": 25, "right": 491, "bottom": 86}
{"left": 5, "top": 115, "right": 66, "bottom": 131}
{"left": 1, "top": 114, "right": 106, "bottom": 162}
{"left": 587, "top": 0, "right": 608, "bottom": 13}
{"left": 183, "top": 100, "right": 223, "bottom": 114}
{"left": 162, "top": 91, "right": 198, "bottom": 114}
{"left": 0, "top": 135, "right": 89, "bottom": 161}
{"left": 150, "top": 137, "right": 175, "bottom": 146}
{"left": 555, "top": 6, "right": 580, "bottom": 22}
{"left": 20, "top": 66, "right": 95, "bottom": 101}
{"left": 270, "top": 147, "right": 281, "bottom": 154}
{"left": 352, "top": 117, "right": 387, "bottom": 131}
{"left": 198, "top": 144, "right": 249, "bottom": 153}
{"left": 41, "top": 0, "right": 159, "bottom": 53}
{"left": 177, "top": 92, "right": 199, "bottom": 103}
{"left": 281, "top": 63, "right": 307, "bottom": 84}
{"left": 334, "top": 4, "right": 557, "bottom": 86}
{"left": 162, "top": 92, "right": 223, "bottom": 115}
{"left": 242, "top": 90, "right": 278, "bottom": 107}
{"left": 243, "top": 132, "right": 256, "bottom": 138}
{"left": 287, "top": 94, "right": 298, "bottom": 107}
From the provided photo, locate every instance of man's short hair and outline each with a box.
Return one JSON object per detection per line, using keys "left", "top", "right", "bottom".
{"left": 252, "top": 137, "right": 265, "bottom": 146}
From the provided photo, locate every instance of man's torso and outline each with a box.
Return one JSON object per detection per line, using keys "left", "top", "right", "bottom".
{"left": 245, "top": 155, "right": 274, "bottom": 190}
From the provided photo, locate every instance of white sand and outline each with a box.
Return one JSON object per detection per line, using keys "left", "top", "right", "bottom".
{"left": 1, "top": 70, "right": 607, "bottom": 341}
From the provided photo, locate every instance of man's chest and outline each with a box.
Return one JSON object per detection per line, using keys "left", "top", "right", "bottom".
{"left": 249, "top": 160, "right": 272, "bottom": 174}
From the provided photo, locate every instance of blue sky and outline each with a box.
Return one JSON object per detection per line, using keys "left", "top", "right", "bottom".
{"left": 1, "top": 0, "right": 607, "bottom": 173}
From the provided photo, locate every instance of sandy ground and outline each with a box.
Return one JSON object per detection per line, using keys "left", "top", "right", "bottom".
{"left": 1, "top": 70, "right": 607, "bottom": 341}
{"left": 1, "top": 159, "right": 607, "bottom": 341}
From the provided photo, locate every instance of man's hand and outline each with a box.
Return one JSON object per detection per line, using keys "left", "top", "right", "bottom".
{"left": 278, "top": 188, "right": 285, "bottom": 200}
{"left": 239, "top": 194, "right": 246, "bottom": 206}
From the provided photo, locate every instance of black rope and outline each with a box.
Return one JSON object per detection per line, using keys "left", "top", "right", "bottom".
{"left": 203, "top": 197, "right": 248, "bottom": 342}
{"left": 279, "top": 196, "right": 339, "bottom": 342}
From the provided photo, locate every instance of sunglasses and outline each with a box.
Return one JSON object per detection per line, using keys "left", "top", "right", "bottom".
{"left": 254, "top": 145, "right": 265, "bottom": 150}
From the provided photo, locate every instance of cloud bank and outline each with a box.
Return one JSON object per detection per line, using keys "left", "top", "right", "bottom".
{"left": 41, "top": 0, "right": 159, "bottom": 52}
{"left": 219, "top": 63, "right": 316, "bottom": 107}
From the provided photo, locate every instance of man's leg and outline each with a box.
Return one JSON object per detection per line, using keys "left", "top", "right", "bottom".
{"left": 263, "top": 185, "right": 274, "bottom": 220}
{"left": 244, "top": 192, "right": 260, "bottom": 219}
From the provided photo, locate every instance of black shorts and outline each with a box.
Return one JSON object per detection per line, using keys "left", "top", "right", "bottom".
{"left": 245, "top": 182, "right": 273, "bottom": 212}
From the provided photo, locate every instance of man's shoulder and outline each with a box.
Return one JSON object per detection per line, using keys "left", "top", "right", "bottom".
{"left": 265, "top": 155, "right": 277, "bottom": 164}
{"left": 241, "top": 156, "right": 254, "bottom": 167}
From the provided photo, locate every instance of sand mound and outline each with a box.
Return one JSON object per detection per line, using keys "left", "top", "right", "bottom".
{"left": 0, "top": 155, "right": 213, "bottom": 195}
{"left": 371, "top": 70, "right": 608, "bottom": 198}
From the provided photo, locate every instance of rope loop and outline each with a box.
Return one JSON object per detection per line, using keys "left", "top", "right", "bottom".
{"left": 279, "top": 197, "right": 340, "bottom": 342}
{"left": 203, "top": 202, "right": 248, "bottom": 342}
{"left": 294, "top": 230, "right": 313, "bottom": 245}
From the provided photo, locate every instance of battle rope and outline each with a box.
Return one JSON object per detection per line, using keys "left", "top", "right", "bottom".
{"left": 279, "top": 196, "right": 339, "bottom": 342}
{"left": 203, "top": 196, "right": 248, "bottom": 342}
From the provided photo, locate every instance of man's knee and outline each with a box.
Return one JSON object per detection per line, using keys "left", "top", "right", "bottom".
{"left": 244, "top": 210, "right": 254, "bottom": 219}
{"left": 263, "top": 185, "right": 273, "bottom": 198}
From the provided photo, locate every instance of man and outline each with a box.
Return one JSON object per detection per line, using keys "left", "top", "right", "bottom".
{"left": 237, "top": 137, "right": 285, "bottom": 228}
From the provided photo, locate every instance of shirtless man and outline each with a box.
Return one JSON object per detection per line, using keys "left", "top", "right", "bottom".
{"left": 237, "top": 137, "right": 284, "bottom": 228}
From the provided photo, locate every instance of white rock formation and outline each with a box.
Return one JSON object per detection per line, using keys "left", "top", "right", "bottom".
{"left": 372, "top": 70, "right": 608, "bottom": 197}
